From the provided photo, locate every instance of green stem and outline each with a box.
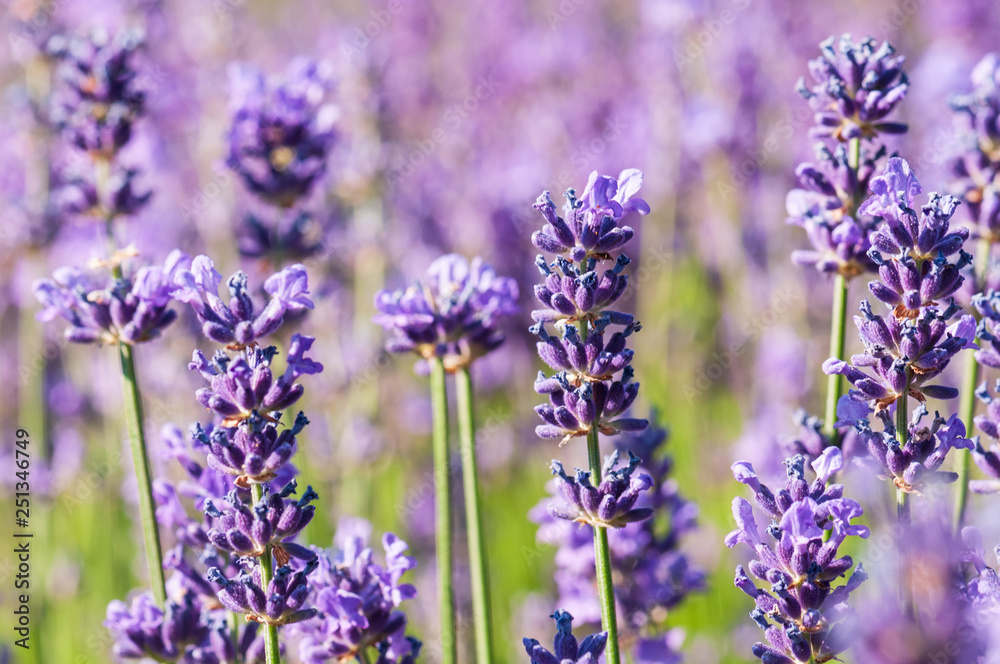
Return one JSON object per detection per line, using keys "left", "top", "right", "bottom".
{"left": 229, "top": 611, "right": 243, "bottom": 664}
{"left": 586, "top": 429, "right": 621, "bottom": 664}
{"left": 429, "top": 357, "right": 457, "bottom": 664}
{"left": 251, "top": 483, "right": 281, "bottom": 664}
{"left": 823, "top": 274, "right": 848, "bottom": 443}
{"left": 357, "top": 647, "right": 373, "bottom": 664}
{"left": 117, "top": 343, "right": 167, "bottom": 606}
{"left": 954, "top": 237, "right": 991, "bottom": 532}
{"left": 455, "top": 367, "right": 494, "bottom": 664}
{"left": 895, "top": 384, "right": 913, "bottom": 618}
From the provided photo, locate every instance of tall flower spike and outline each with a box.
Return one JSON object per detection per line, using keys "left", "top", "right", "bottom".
{"left": 227, "top": 57, "right": 338, "bottom": 207}
{"left": 523, "top": 611, "right": 608, "bottom": 664}
{"left": 726, "top": 449, "right": 870, "bottom": 664}
{"left": 797, "top": 34, "right": 909, "bottom": 142}
{"left": 373, "top": 253, "right": 519, "bottom": 372}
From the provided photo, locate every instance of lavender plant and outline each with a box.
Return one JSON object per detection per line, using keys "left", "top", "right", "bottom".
{"left": 789, "top": 34, "right": 910, "bottom": 450}
{"left": 528, "top": 169, "right": 652, "bottom": 664}
{"left": 226, "top": 57, "right": 338, "bottom": 263}
{"left": 825, "top": 156, "right": 975, "bottom": 614}
{"left": 374, "top": 253, "right": 518, "bottom": 664}
{"left": 34, "top": 25, "right": 169, "bottom": 606}
{"left": 726, "top": 448, "right": 871, "bottom": 663}
{"left": 947, "top": 53, "right": 1000, "bottom": 528}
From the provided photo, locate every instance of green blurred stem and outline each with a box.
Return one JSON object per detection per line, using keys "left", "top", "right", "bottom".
{"left": 580, "top": 317, "right": 622, "bottom": 664}
{"left": 954, "top": 236, "right": 991, "bottom": 532}
{"left": 895, "top": 384, "right": 913, "bottom": 618}
{"left": 229, "top": 611, "right": 242, "bottom": 664}
{"left": 357, "top": 647, "right": 373, "bottom": 664}
{"left": 117, "top": 343, "right": 167, "bottom": 606}
{"left": 823, "top": 274, "right": 848, "bottom": 444}
{"left": 455, "top": 367, "right": 494, "bottom": 664}
{"left": 251, "top": 483, "right": 281, "bottom": 664}
{"left": 429, "top": 357, "right": 457, "bottom": 664}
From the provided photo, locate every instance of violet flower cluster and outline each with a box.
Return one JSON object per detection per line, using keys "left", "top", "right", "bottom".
{"left": 34, "top": 249, "right": 189, "bottom": 345}
{"left": 373, "top": 253, "right": 519, "bottom": 372}
{"left": 293, "top": 520, "right": 422, "bottom": 664}
{"left": 47, "top": 27, "right": 152, "bottom": 221}
{"left": 969, "top": 379, "right": 1000, "bottom": 494}
{"left": 726, "top": 448, "right": 870, "bottom": 664}
{"left": 949, "top": 53, "right": 1000, "bottom": 242}
{"left": 531, "top": 170, "right": 649, "bottom": 446}
{"left": 226, "top": 57, "right": 339, "bottom": 262}
{"left": 532, "top": 418, "right": 704, "bottom": 659}
{"left": 823, "top": 158, "right": 975, "bottom": 413}
{"left": 105, "top": 259, "right": 327, "bottom": 660}
{"left": 789, "top": 35, "right": 909, "bottom": 278}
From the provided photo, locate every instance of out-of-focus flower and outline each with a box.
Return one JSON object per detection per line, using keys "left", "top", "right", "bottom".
{"left": 33, "top": 250, "right": 189, "bottom": 345}
{"left": 797, "top": 34, "right": 909, "bottom": 142}
{"left": 226, "top": 57, "right": 338, "bottom": 208}
{"left": 373, "top": 253, "right": 518, "bottom": 372}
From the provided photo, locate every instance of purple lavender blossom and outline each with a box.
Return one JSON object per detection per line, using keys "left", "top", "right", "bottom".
{"left": 853, "top": 404, "right": 973, "bottom": 493}
{"left": 949, "top": 53, "right": 1000, "bottom": 240}
{"left": 962, "top": 527, "right": 1000, "bottom": 612}
{"left": 787, "top": 143, "right": 884, "bottom": 278}
{"left": 969, "top": 379, "right": 1000, "bottom": 493}
{"left": 173, "top": 256, "right": 315, "bottom": 348}
{"left": 373, "top": 253, "right": 519, "bottom": 371}
{"left": 104, "top": 592, "right": 233, "bottom": 662}
{"left": 549, "top": 450, "right": 653, "bottom": 528}
{"left": 797, "top": 35, "right": 909, "bottom": 142}
{"left": 823, "top": 158, "right": 975, "bottom": 411}
{"left": 523, "top": 610, "right": 608, "bottom": 664}
{"left": 295, "top": 524, "right": 420, "bottom": 664}
{"left": 227, "top": 57, "right": 338, "bottom": 208}
{"left": 33, "top": 249, "right": 190, "bottom": 345}
{"left": 204, "top": 481, "right": 317, "bottom": 566}
{"left": 208, "top": 561, "right": 318, "bottom": 626}
{"left": 194, "top": 412, "right": 306, "bottom": 487}
{"left": 531, "top": 169, "right": 649, "bottom": 262}
{"left": 47, "top": 27, "right": 146, "bottom": 156}
{"left": 189, "top": 335, "right": 322, "bottom": 426}
{"left": 532, "top": 256, "right": 634, "bottom": 327}
{"left": 533, "top": 367, "right": 646, "bottom": 445}
{"left": 726, "top": 449, "right": 870, "bottom": 663}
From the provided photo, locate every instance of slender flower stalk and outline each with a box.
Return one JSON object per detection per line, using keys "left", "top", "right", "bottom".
{"left": 373, "top": 253, "right": 517, "bottom": 664}
{"left": 455, "top": 366, "right": 494, "bottom": 664}
{"left": 895, "top": 380, "right": 912, "bottom": 617}
{"left": 118, "top": 343, "right": 167, "bottom": 606}
{"left": 529, "top": 169, "right": 653, "bottom": 664}
{"left": 430, "top": 356, "right": 456, "bottom": 664}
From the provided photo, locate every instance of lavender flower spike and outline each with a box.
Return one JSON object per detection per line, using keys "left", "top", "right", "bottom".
{"left": 549, "top": 450, "right": 653, "bottom": 528}
{"left": 727, "top": 449, "right": 870, "bottom": 663}
{"left": 523, "top": 610, "right": 608, "bottom": 664}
